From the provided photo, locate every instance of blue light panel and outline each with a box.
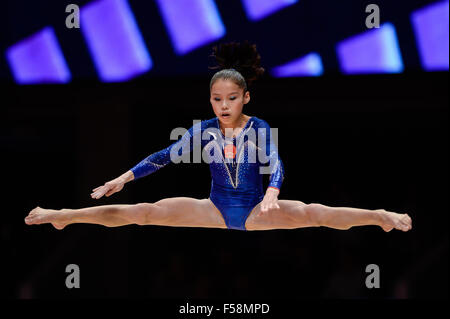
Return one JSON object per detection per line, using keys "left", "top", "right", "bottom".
{"left": 271, "top": 53, "right": 323, "bottom": 77}
{"left": 411, "top": 0, "right": 449, "bottom": 71}
{"left": 80, "top": 0, "right": 152, "bottom": 82}
{"left": 156, "top": 0, "right": 226, "bottom": 55}
{"left": 336, "top": 23, "right": 404, "bottom": 74}
{"left": 6, "top": 27, "right": 71, "bottom": 84}
{"left": 241, "top": 0, "right": 298, "bottom": 21}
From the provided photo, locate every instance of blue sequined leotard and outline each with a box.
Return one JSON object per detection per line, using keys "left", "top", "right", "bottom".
{"left": 130, "top": 116, "right": 284, "bottom": 231}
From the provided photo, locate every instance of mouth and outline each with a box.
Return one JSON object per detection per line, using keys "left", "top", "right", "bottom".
{"left": 221, "top": 113, "right": 231, "bottom": 118}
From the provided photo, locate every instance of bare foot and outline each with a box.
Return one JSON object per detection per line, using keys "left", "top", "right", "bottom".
{"left": 377, "top": 209, "right": 412, "bottom": 232}
{"left": 25, "top": 206, "right": 68, "bottom": 230}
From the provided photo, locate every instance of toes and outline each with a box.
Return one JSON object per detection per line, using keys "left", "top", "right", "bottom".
{"left": 401, "top": 217, "right": 412, "bottom": 230}
{"left": 29, "top": 207, "right": 42, "bottom": 215}
{"left": 25, "top": 216, "right": 35, "bottom": 225}
{"left": 29, "top": 215, "right": 44, "bottom": 224}
{"left": 26, "top": 208, "right": 41, "bottom": 221}
{"left": 393, "top": 214, "right": 412, "bottom": 231}
{"left": 400, "top": 223, "right": 410, "bottom": 231}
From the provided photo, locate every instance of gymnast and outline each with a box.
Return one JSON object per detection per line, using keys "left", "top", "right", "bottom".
{"left": 25, "top": 41, "right": 412, "bottom": 233}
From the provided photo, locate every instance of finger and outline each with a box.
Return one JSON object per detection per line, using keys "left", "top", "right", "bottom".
{"left": 93, "top": 189, "right": 107, "bottom": 199}
{"left": 98, "top": 189, "right": 107, "bottom": 197}
{"left": 92, "top": 186, "right": 104, "bottom": 193}
{"left": 91, "top": 189, "right": 102, "bottom": 197}
{"left": 92, "top": 189, "right": 103, "bottom": 196}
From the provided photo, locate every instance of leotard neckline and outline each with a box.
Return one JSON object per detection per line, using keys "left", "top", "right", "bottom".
{"left": 215, "top": 116, "right": 254, "bottom": 140}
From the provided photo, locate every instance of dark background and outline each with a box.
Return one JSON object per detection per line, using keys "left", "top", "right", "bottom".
{"left": 1, "top": 0, "right": 448, "bottom": 300}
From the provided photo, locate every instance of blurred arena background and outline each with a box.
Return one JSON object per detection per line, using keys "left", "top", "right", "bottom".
{"left": 1, "top": 0, "right": 448, "bottom": 299}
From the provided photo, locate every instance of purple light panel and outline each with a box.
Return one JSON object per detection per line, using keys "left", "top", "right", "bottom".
{"left": 336, "top": 23, "right": 404, "bottom": 74}
{"left": 271, "top": 53, "right": 323, "bottom": 77}
{"left": 241, "top": 0, "right": 298, "bottom": 21}
{"left": 411, "top": 1, "right": 449, "bottom": 71}
{"left": 156, "top": 0, "right": 226, "bottom": 55}
{"left": 80, "top": 0, "right": 152, "bottom": 82}
{"left": 6, "top": 27, "right": 71, "bottom": 84}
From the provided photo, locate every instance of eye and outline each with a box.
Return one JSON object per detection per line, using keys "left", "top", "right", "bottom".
{"left": 214, "top": 98, "right": 220, "bottom": 101}
{"left": 230, "top": 96, "right": 236, "bottom": 100}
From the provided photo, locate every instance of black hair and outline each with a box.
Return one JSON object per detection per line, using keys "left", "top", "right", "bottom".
{"left": 208, "top": 40, "right": 265, "bottom": 93}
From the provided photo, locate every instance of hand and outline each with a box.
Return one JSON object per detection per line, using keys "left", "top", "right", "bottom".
{"left": 91, "top": 177, "right": 125, "bottom": 199}
{"left": 258, "top": 187, "right": 280, "bottom": 216}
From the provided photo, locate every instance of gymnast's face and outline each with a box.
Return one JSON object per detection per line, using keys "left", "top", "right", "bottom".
{"left": 210, "top": 79, "right": 250, "bottom": 125}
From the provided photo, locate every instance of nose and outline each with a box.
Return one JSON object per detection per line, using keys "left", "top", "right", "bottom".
{"left": 221, "top": 100, "right": 229, "bottom": 109}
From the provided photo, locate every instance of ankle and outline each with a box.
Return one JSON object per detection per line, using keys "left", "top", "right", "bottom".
{"left": 59, "top": 208, "right": 73, "bottom": 224}
{"left": 374, "top": 209, "right": 387, "bottom": 225}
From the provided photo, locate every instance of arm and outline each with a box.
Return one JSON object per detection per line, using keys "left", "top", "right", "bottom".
{"left": 259, "top": 120, "right": 285, "bottom": 213}
{"left": 130, "top": 123, "right": 197, "bottom": 181}
{"left": 119, "top": 170, "right": 135, "bottom": 183}
{"left": 91, "top": 124, "right": 197, "bottom": 199}
{"left": 261, "top": 119, "right": 285, "bottom": 192}
{"left": 129, "top": 145, "right": 174, "bottom": 181}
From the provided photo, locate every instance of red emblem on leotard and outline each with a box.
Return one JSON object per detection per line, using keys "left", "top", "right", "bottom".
{"left": 224, "top": 144, "right": 236, "bottom": 159}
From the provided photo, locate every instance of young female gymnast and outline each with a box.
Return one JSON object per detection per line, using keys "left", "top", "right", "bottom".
{"left": 25, "top": 41, "right": 412, "bottom": 233}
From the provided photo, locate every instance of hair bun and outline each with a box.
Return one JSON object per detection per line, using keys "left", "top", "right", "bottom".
{"left": 209, "top": 40, "right": 265, "bottom": 86}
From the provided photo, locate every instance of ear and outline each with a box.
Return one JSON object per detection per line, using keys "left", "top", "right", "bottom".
{"left": 243, "top": 90, "right": 250, "bottom": 104}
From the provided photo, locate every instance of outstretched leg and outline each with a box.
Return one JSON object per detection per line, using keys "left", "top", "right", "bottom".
{"left": 25, "top": 204, "right": 152, "bottom": 229}
{"left": 245, "top": 200, "right": 412, "bottom": 232}
{"left": 25, "top": 197, "right": 227, "bottom": 230}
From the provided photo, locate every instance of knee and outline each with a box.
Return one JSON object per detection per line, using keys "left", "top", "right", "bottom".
{"left": 131, "top": 203, "right": 159, "bottom": 225}
{"left": 304, "top": 203, "right": 328, "bottom": 226}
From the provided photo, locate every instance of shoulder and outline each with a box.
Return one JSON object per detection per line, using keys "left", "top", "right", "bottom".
{"left": 186, "top": 117, "right": 217, "bottom": 132}
{"left": 250, "top": 116, "right": 271, "bottom": 129}
{"left": 203, "top": 117, "right": 218, "bottom": 127}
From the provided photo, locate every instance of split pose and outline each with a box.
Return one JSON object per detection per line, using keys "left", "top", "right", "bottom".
{"left": 25, "top": 41, "right": 412, "bottom": 233}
